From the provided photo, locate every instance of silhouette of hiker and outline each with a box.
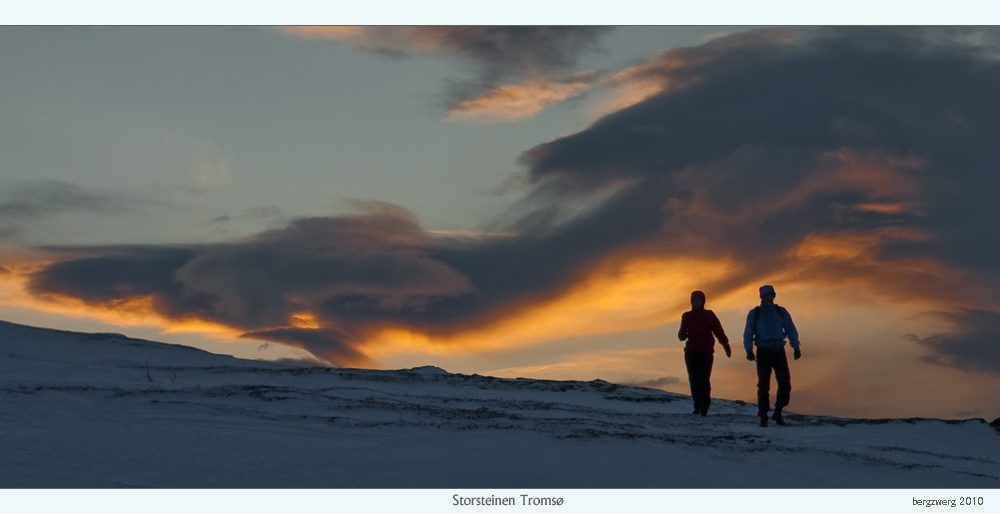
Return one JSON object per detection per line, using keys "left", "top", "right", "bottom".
{"left": 743, "top": 285, "right": 801, "bottom": 427}
{"left": 678, "top": 290, "right": 731, "bottom": 416}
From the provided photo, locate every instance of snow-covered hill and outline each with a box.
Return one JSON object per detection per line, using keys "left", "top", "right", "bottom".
{"left": 1, "top": 319, "right": 997, "bottom": 488}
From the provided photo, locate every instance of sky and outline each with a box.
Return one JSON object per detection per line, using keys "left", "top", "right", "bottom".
{"left": 3, "top": 25, "right": 1000, "bottom": 420}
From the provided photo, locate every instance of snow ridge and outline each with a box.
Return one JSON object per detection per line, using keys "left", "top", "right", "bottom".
{"left": 1, "top": 319, "right": 998, "bottom": 488}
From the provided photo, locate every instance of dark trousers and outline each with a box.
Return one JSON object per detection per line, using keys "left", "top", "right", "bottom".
{"left": 755, "top": 346, "right": 791, "bottom": 416}
{"left": 684, "top": 352, "right": 714, "bottom": 414}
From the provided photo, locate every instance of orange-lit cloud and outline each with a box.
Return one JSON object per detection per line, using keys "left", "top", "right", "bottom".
{"left": 790, "top": 229, "right": 921, "bottom": 261}
{"left": 0, "top": 252, "right": 371, "bottom": 366}
{"left": 288, "top": 312, "right": 320, "bottom": 329}
{"left": 277, "top": 26, "right": 611, "bottom": 120}
{"left": 447, "top": 79, "right": 590, "bottom": 123}
{"left": 656, "top": 150, "right": 926, "bottom": 242}
{"left": 596, "top": 28, "right": 801, "bottom": 114}
{"left": 357, "top": 200, "right": 990, "bottom": 367}
{"left": 598, "top": 52, "right": 704, "bottom": 114}
{"left": 357, "top": 252, "right": 740, "bottom": 360}
{"left": 0, "top": 256, "right": 243, "bottom": 341}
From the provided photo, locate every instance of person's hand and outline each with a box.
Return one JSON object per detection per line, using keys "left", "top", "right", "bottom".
{"left": 794, "top": 348, "right": 802, "bottom": 360}
{"left": 746, "top": 351, "right": 755, "bottom": 362}
{"left": 724, "top": 345, "right": 732, "bottom": 358}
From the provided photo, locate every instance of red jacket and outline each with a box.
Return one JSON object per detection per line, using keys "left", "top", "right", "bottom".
{"left": 678, "top": 308, "right": 730, "bottom": 354}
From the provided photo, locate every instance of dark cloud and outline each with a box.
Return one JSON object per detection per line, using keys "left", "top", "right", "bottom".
{"left": 28, "top": 202, "right": 476, "bottom": 365}
{"left": 285, "top": 26, "right": 612, "bottom": 110}
{"left": 521, "top": 26, "right": 1000, "bottom": 294}
{"left": 421, "top": 26, "right": 611, "bottom": 104}
{"left": 29, "top": 245, "right": 193, "bottom": 303}
{"left": 207, "top": 206, "right": 285, "bottom": 225}
{"left": 242, "top": 327, "right": 368, "bottom": 367}
{"left": 25, "top": 27, "right": 1000, "bottom": 363}
{"left": 527, "top": 28, "right": 996, "bottom": 186}
{"left": 0, "top": 181, "right": 122, "bottom": 216}
{"left": 400, "top": 26, "right": 608, "bottom": 79}
{"left": 910, "top": 309, "right": 1000, "bottom": 376}
{"left": 0, "top": 181, "right": 134, "bottom": 238}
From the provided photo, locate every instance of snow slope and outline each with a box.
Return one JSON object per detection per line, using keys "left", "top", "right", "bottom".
{"left": 1, "top": 319, "right": 998, "bottom": 488}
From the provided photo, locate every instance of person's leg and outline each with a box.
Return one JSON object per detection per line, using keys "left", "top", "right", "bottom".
{"left": 774, "top": 347, "right": 791, "bottom": 412}
{"left": 755, "top": 347, "right": 778, "bottom": 426}
{"left": 701, "top": 354, "right": 714, "bottom": 415}
{"left": 756, "top": 348, "right": 774, "bottom": 417}
{"left": 684, "top": 352, "right": 701, "bottom": 414}
{"left": 692, "top": 353, "right": 712, "bottom": 414}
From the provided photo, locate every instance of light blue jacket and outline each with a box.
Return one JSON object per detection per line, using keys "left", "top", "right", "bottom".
{"left": 743, "top": 304, "right": 800, "bottom": 352}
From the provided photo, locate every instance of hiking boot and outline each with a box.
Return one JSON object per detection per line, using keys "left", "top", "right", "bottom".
{"left": 772, "top": 410, "right": 786, "bottom": 426}
{"left": 759, "top": 415, "right": 768, "bottom": 427}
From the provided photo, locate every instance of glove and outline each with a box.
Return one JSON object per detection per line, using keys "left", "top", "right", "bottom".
{"left": 794, "top": 348, "right": 801, "bottom": 360}
{"left": 746, "top": 351, "right": 755, "bottom": 362}
{"left": 724, "top": 345, "right": 732, "bottom": 358}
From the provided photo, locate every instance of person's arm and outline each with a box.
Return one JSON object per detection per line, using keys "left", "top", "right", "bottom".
{"left": 678, "top": 312, "right": 689, "bottom": 341}
{"left": 743, "top": 310, "right": 755, "bottom": 359}
{"left": 711, "top": 312, "right": 731, "bottom": 357}
{"left": 782, "top": 308, "right": 800, "bottom": 350}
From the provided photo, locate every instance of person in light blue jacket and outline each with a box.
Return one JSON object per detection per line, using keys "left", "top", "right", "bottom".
{"left": 743, "top": 284, "right": 801, "bottom": 427}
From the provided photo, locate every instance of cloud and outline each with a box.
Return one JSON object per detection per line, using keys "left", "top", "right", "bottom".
{"left": 0, "top": 181, "right": 131, "bottom": 219}
{"left": 19, "top": 27, "right": 1000, "bottom": 368}
{"left": 0, "top": 181, "right": 136, "bottom": 239}
{"left": 279, "top": 26, "right": 609, "bottom": 78}
{"left": 597, "top": 28, "right": 801, "bottom": 114}
{"left": 208, "top": 206, "right": 285, "bottom": 225}
{"left": 627, "top": 376, "right": 682, "bottom": 389}
{"left": 241, "top": 326, "right": 369, "bottom": 367}
{"left": 520, "top": 27, "right": 1000, "bottom": 297}
{"left": 25, "top": 201, "right": 476, "bottom": 365}
{"left": 446, "top": 76, "right": 591, "bottom": 123}
{"left": 910, "top": 309, "right": 1000, "bottom": 376}
{"left": 278, "top": 26, "right": 611, "bottom": 119}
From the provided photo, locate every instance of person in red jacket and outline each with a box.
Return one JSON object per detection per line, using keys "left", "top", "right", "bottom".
{"left": 678, "top": 290, "right": 731, "bottom": 416}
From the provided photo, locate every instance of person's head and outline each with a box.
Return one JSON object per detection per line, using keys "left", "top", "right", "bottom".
{"left": 759, "top": 285, "right": 776, "bottom": 304}
{"left": 690, "top": 290, "right": 706, "bottom": 309}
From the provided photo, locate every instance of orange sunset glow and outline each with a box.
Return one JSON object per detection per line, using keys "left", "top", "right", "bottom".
{"left": 3, "top": 25, "right": 1000, "bottom": 423}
